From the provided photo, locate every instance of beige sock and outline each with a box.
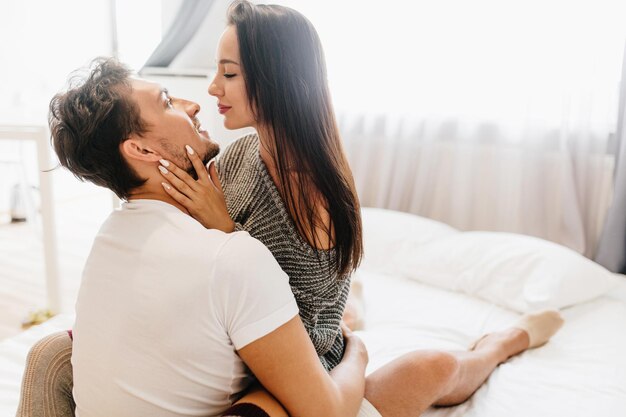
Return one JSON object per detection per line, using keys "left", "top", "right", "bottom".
{"left": 514, "top": 309, "right": 565, "bottom": 349}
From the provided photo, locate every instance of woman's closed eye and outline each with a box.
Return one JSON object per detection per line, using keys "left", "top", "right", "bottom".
{"left": 224, "top": 73, "right": 236, "bottom": 79}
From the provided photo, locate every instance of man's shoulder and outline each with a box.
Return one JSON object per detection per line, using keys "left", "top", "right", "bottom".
{"left": 214, "top": 231, "right": 287, "bottom": 283}
{"left": 216, "top": 230, "right": 272, "bottom": 264}
{"left": 102, "top": 200, "right": 235, "bottom": 257}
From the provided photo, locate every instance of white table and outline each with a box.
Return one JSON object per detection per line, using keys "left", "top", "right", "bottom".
{"left": 0, "top": 124, "right": 60, "bottom": 313}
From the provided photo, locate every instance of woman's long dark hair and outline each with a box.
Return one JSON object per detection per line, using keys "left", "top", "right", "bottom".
{"left": 228, "top": 0, "right": 362, "bottom": 278}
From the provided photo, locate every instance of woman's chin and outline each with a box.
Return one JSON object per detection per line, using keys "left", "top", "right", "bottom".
{"left": 223, "top": 117, "right": 254, "bottom": 131}
{"left": 224, "top": 120, "right": 241, "bottom": 130}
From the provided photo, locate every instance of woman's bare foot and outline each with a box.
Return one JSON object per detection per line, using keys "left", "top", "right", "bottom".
{"left": 342, "top": 279, "right": 365, "bottom": 331}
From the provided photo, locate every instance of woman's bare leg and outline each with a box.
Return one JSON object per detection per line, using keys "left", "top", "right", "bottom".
{"left": 434, "top": 328, "right": 528, "bottom": 405}
{"left": 364, "top": 328, "right": 529, "bottom": 417}
{"left": 365, "top": 309, "right": 564, "bottom": 416}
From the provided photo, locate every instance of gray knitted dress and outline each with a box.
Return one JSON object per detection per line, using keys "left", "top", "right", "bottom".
{"left": 216, "top": 133, "right": 350, "bottom": 371}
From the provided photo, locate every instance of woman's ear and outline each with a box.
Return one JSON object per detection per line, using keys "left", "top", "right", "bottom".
{"left": 120, "top": 138, "right": 162, "bottom": 163}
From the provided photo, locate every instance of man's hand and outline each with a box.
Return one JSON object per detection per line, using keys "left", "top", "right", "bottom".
{"left": 159, "top": 145, "right": 235, "bottom": 232}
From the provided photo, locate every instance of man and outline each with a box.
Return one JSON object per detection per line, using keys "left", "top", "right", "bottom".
{"left": 46, "top": 57, "right": 368, "bottom": 417}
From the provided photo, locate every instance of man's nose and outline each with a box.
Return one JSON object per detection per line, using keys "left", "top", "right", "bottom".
{"left": 184, "top": 100, "right": 200, "bottom": 117}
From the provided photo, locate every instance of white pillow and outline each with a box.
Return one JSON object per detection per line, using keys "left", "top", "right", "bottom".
{"left": 393, "top": 231, "right": 619, "bottom": 313}
{"left": 360, "top": 207, "right": 458, "bottom": 272}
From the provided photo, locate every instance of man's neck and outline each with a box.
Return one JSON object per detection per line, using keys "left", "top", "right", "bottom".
{"left": 127, "top": 186, "right": 190, "bottom": 215}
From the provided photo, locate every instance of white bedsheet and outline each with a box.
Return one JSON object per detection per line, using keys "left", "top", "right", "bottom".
{"left": 1, "top": 274, "right": 625, "bottom": 416}
{"left": 356, "top": 270, "right": 626, "bottom": 417}
{"left": 3, "top": 210, "right": 626, "bottom": 417}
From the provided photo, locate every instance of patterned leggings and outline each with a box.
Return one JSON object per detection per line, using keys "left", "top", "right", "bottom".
{"left": 16, "top": 331, "right": 75, "bottom": 417}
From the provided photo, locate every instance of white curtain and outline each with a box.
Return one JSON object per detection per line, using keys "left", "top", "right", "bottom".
{"left": 595, "top": 44, "right": 626, "bottom": 272}
{"left": 339, "top": 113, "right": 614, "bottom": 257}
{"left": 277, "top": 0, "right": 626, "bottom": 257}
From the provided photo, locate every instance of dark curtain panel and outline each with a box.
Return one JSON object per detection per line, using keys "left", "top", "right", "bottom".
{"left": 595, "top": 43, "right": 626, "bottom": 273}
{"left": 142, "top": 0, "right": 216, "bottom": 68}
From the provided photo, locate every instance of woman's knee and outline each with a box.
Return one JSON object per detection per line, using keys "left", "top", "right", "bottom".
{"left": 418, "top": 350, "right": 460, "bottom": 390}
{"left": 363, "top": 350, "right": 461, "bottom": 417}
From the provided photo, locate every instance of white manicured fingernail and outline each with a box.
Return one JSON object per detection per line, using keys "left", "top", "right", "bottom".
{"left": 159, "top": 159, "right": 170, "bottom": 167}
{"left": 161, "top": 182, "right": 171, "bottom": 190}
{"left": 158, "top": 165, "right": 168, "bottom": 174}
{"left": 185, "top": 145, "right": 194, "bottom": 155}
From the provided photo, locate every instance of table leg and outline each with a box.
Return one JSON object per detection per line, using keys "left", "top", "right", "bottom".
{"left": 35, "top": 128, "right": 61, "bottom": 313}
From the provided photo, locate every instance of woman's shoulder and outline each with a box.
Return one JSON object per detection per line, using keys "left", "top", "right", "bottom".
{"left": 218, "top": 133, "right": 258, "bottom": 164}
{"left": 216, "top": 132, "right": 259, "bottom": 182}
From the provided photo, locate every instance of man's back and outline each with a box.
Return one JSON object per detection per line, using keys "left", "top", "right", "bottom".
{"left": 72, "top": 200, "right": 298, "bottom": 417}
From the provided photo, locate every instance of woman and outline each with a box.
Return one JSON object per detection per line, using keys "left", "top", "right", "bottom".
{"left": 161, "top": 1, "right": 564, "bottom": 416}
{"left": 165, "top": 0, "right": 362, "bottom": 373}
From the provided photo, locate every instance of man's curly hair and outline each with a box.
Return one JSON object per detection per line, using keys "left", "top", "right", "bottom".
{"left": 49, "top": 57, "right": 148, "bottom": 199}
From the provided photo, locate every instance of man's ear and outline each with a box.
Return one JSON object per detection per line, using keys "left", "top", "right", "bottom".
{"left": 120, "top": 138, "right": 162, "bottom": 163}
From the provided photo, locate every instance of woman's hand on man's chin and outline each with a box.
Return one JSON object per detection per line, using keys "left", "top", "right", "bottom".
{"left": 159, "top": 146, "right": 235, "bottom": 232}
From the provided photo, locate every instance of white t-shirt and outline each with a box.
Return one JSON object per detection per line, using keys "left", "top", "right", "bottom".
{"left": 72, "top": 199, "right": 299, "bottom": 417}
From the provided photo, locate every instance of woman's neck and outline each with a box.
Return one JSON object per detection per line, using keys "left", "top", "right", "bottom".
{"left": 256, "top": 126, "right": 278, "bottom": 172}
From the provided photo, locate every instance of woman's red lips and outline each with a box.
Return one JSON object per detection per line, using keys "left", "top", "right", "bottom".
{"left": 218, "top": 104, "right": 231, "bottom": 114}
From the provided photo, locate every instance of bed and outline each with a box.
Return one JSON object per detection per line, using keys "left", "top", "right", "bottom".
{"left": 2, "top": 207, "right": 626, "bottom": 416}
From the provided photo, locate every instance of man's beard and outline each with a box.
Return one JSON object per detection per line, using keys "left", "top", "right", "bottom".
{"left": 160, "top": 139, "right": 220, "bottom": 180}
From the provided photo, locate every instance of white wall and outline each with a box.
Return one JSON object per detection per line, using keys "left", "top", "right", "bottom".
{"left": 0, "top": 0, "right": 114, "bottom": 217}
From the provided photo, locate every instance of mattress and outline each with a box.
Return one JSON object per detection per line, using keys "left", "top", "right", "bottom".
{"left": 2, "top": 208, "right": 626, "bottom": 416}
